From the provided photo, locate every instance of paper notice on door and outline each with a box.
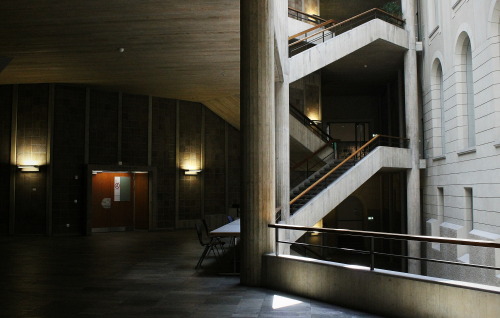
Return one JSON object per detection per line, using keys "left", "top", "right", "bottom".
{"left": 114, "top": 176, "right": 131, "bottom": 201}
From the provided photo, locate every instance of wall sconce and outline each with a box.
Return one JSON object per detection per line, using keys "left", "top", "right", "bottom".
{"left": 184, "top": 169, "right": 202, "bottom": 175}
{"left": 18, "top": 165, "right": 39, "bottom": 172}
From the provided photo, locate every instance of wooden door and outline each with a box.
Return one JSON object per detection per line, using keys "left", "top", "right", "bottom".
{"left": 134, "top": 173, "right": 149, "bottom": 230}
{"left": 91, "top": 172, "right": 134, "bottom": 230}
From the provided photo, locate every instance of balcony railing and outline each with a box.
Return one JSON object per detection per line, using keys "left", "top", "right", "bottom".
{"left": 289, "top": 134, "right": 408, "bottom": 207}
{"left": 289, "top": 8, "right": 405, "bottom": 56}
{"left": 269, "top": 223, "right": 500, "bottom": 283}
{"left": 289, "top": 104, "right": 331, "bottom": 143}
{"left": 288, "top": 7, "right": 328, "bottom": 25}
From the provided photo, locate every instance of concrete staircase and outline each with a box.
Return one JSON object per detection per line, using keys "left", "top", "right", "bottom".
{"left": 290, "top": 159, "right": 355, "bottom": 214}
{"left": 289, "top": 18, "right": 408, "bottom": 83}
{"left": 288, "top": 146, "right": 412, "bottom": 242}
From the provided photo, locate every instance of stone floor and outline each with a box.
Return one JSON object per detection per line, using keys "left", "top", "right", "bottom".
{"left": 0, "top": 230, "right": 384, "bottom": 318}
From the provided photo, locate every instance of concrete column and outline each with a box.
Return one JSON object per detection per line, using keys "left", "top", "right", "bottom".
{"left": 274, "top": 0, "right": 290, "bottom": 254}
{"left": 402, "top": 0, "right": 421, "bottom": 274}
{"left": 276, "top": 79, "right": 290, "bottom": 255}
{"left": 240, "top": 0, "right": 275, "bottom": 286}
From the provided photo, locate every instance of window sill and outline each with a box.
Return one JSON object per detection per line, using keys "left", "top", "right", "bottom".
{"left": 432, "top": 155, "right": 446, "bottom": 162}
{"left": 452, "top": 0, "right": 464, "bottom": 10}
{"left": 457, "top": 147, "right": 476, "bottom": 156}
{"left": 428, "top": 26, "right": 440, "bottom": 40}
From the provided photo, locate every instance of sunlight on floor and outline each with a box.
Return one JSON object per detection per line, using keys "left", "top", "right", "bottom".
{"left": 272, "top": 295, "right": 303, "bottom": 309}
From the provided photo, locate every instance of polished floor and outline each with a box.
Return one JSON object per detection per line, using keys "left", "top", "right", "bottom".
{"left": 0, "top": 230, "right": 384, "bottom": 318}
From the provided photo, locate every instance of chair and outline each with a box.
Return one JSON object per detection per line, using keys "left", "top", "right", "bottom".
{"left": 202, "top": 219, "right": 225, "bottom": 248}
{"left": 195, "top": 222, "right": 225, "bottom": 269}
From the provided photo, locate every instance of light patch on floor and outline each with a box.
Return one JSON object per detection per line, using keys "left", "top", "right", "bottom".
{"left": 272, "top": 295, "right": 303, "bottom": 309}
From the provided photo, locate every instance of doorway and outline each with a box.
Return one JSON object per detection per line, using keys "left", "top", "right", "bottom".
{"left": 90, "top": 170, "right": 149, "bottom": 232}
{"left": 329, "top": 122, "right": 369, "bottom": 143}
{"left": 329, "top": 122, "right": 370, "bottom": 159}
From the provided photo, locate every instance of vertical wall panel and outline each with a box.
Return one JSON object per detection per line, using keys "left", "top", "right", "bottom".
{"left": 15, "top": 84, "right": 49, "bottom": 234}
{"left": 3, "top": 83, "right": 240, "bottom": 233}
{"left": 178, "top": 101, "right": 202, "bottom": 221}
{"left": 52, "top": 85, "right": 86, "bottom": 234}
{"left": 204, "top": 109, "right": 226, "bottom": 215}
{"left": 89, "top": 90, "right": 118, "bottom": 164}
{"left": 122, "top": 94, "right": 148, "bottom": 166}
{"left": 0, "top": 85, "right": 12, "bottom": 234}
{"left": 152, "top": 97, "right": 177, "bottom": 228}
{"left": 227, "top": 124, "right": 241, "bottom": 212}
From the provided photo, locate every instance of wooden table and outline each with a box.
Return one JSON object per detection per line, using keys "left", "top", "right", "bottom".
{"left": 210, "top": 219, "right": 240, "bottom": 274}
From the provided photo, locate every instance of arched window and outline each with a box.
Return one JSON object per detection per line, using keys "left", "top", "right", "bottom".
{"left": 465, "top": 39, "right": 475, "bottom": 147}
{"left": 455, "top": 33, "right": 475, "bottom": 149}
{"left": 438, "top": 64, "right": 446, "bottom": 153}
{"left": 427, "top": 0, "right": 440, "bottom": 35}
{"left": 430, "top": 59, "right": 445, "bottom": 156}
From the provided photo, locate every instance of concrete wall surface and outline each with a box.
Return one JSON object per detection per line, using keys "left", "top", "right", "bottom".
{"left": 263, "top": 254, "right": 500, "bottom": 318}
{"left": 421, "top": 0, "right": 500, "bottom": 285}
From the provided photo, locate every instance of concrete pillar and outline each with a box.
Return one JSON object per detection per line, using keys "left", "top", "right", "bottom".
{"left": 276, "top": 80, "right": 290, "bottom": 256}
{"left": 274, "top": 0, "right": 290, "bottom": 254}
{"left": 402, "top": 0, "right": 421, "bottom": 274}
{"left": 240, "top": 0, "right": 275, "bottom": 286}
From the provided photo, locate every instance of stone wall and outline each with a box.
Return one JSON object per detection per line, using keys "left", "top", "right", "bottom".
{"left": 421, "top": 0, "right": 500, "bottom": 285}
{"left": 0, "top": 85, "right": 12, "bottom": 234}
{"left": 0, "top": 84, "right": 240, "bottom": 235}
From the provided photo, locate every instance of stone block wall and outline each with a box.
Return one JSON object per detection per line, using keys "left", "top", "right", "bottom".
{"left": 204, "top": 110, "right": 226, "bottom": 216}
{"left": 0, "top": 84, "right": 240, "bottom": 235}
{"left": 89, "top": 90, "right": 119, "bottom": 165}
{"left": 421, "top": 0, "right": 500, "bottom": 286}
{"left": 152, "top": 97, "right": 176, "bottom": 229}
{"left": 121, "top": 94, "right": 148, "bottom": 166}
{"left": 178, "top": 101, "right": 203, "bottom": 222}
{"left": 52, "top": 85, "right": 86, "bottom": 234}
{"left": 14, "top": 84, "right": 49, "bottom": 235}
{"left": 0, "top": 85, "right": 12, "bottom": 234}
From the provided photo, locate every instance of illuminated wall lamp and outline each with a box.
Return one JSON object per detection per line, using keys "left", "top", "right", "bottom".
{"left": 18, "top": 165, "right": 39, "bottom": 172}
{"left": 184, "top": 169, "right": 202, "bottom": 175}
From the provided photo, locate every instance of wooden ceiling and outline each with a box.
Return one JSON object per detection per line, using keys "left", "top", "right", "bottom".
{"left": 0, "top": 0, "right": 241, "bottom": 104}
{"left": 0, "top": 1, "right": 403, "bottom": 128}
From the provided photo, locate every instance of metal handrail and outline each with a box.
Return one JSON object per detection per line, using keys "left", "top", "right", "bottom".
{"left": 290, "top": 134, "right": 379, "bottom": 206}
{"left": 290, "top": 140, "right": 336, "bottom": 171}
{"left": 289, "top": 135, "right": 408, "bottom": 206}
{"left": 288, "top": 19, "right": 336, "bottom": 41}
{"left": 289, "top": 104, "right": 332, "bottom": 143}
{"left": 289, "top": 8, "right": 405, "bottom": 56}
{"left": 269, "top": 223, "right": 500, "bottom": 272}
{"left": 288, "top": 7, "right": 328, "bottom": 24}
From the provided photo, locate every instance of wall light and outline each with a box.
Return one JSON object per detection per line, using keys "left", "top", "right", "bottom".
{"left": 184, "top": 169, "right": 202, "bottom": 175}
{"left": 18, "top": 165, "right": 39, "bottom": 172}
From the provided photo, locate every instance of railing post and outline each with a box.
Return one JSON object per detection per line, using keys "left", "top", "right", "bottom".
{"left": 370, "top": 236, "right": 375, "bottom": 271}
{"left": 275, "top": 226, "right": 279, "bottom": 256}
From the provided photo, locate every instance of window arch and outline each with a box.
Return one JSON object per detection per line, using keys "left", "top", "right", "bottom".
{"left": 427, "top": 0, "right": 440, "bottom": 35}
{"left": 465, "top": 38, "right": 475, "bottom": 147}
{"left": 488, "top": 0, "right": 500, "bottom": 143}
{"left": 455, "top": 32, "right": 475, "bottom": 149}
{"left": 431, "top": 59, "right": 446, "bottom": 155}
